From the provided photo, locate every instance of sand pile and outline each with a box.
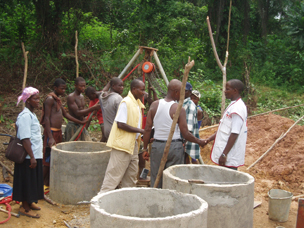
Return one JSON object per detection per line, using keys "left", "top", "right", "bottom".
{"left": 200, "top": 113, "right": 304, "bottom": 196}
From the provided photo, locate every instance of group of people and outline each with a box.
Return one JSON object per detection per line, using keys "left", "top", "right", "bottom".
{"left": 12, "top": 74, "right": 247, "bottom": 218}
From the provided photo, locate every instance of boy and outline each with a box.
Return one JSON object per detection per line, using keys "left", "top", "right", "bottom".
{"left": 40, "top": 78, "right": 87, "bottom": 186}
{"left": 205, "top": 79, "right": 248, "bottom": 170}
{"left": 85, "top": 86, "right": 106, "bottom": 142}
{"left": 65, "top": 77, "right": 100, "bottom": 141}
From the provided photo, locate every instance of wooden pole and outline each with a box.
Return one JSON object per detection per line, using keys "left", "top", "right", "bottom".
{"left": 21, "top": 42, "right": 28, "bottom": 109}
{"left": 153, "top": 57, "right": 195, "bottom": 188}
{"left": 247, "top": 113, "right": 304, "bottom": 170}
{"left": 206, "top": 0, "right": 232, "bottom": 116}
{"left": 249, "top": 104, "right": 304, "bottom": 118}
{"left": 69, "top": 112, "right": 94, "bottom": 141}
{"left": 199, "top": 103, "right": 304, "bottom": 132}
{"left": 118, "top": 48, "right": 141, "bottom": 79}
{"left": 0, "top": 161, "right": 13, "bottom": 176}
{"left": 153, "top": 51, "right": 169, "bottom": 86}
{"left": 75, "top": 31, "right": 79, "bottom": 78}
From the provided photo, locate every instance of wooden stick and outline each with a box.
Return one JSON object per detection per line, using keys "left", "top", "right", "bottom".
{"left": 44, "top": 195, "right": 57, "bottom": 205}
{"left": 21, "top": 42, "right": 29, "bottom": 109}
{"left": 69, "top": 112, "right": 94, "bottom": 141}
{"left": 0, "top": 161, "right": 13, "bottom": 176}
{"left": 75, "top": 31, "right": 79, "bottom": 78}
{"left": 199, "top": 124, "right": 219, "bottom": 132}
{"left": 206, "top": 0, "right": 232, "bottom": 116}
{"left": 153, "top": 57, "right": 194, "bottom": 188}
{"left": 199, "top": 103, "right": 304, "bottom": 132}
{"left": 247, "top": 114, "right": 304, "bottom": 170}
{"left": 225, "top": 0, "right": 232, "bottom": 57}
{"left": 249, "top": 104, "right": 304, "bottom": 118}
{"left": 118, "top": 48, "right": 141, "bottom": 79}
{"left": 0, "top": 206, "right": 20, "bottom": 218}
{"left": 2, "top": 166, "right": 9, "bottom": 182}
{"left": 293, "top": 194, "right": 304, "bottom": 200}
{"left": 63, "top": 220, "right": 72, "bottom": 228}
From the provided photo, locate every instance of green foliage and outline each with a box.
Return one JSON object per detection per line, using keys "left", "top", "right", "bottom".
{"left": 87, "top": 120, "right": 100, "bottom": 132}
{"left": 283, "top": 1, "right": 304, "bottom": 49}
{"left": 253, "top": 85, "right": 304, "bottom": 125}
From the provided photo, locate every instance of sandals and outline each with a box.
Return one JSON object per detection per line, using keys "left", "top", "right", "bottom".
{"left": 30, "top": 204, "right": 41, "bottom": 211}
{"left": 19, "top": 206, "right": 40, "bottom": 218}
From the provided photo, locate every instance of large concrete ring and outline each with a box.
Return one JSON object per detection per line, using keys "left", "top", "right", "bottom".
{"left": 163, "top": 165, "right": 254, "bottom": 228}
{"left": 50, "top": 141, "right": 111, "bottom": 205}
{"left": 90, "top": 187, "right": 208, "bottom": 228}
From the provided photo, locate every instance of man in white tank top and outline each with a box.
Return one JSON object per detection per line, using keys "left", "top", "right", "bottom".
{"left": 142, "top": 79, "right": 207, "bottom": 188}
{"left": 206, "top": 79, "right": 248, "bottom": 170}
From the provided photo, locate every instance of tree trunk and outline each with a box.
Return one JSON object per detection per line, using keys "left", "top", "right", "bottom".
{"left": 215, "top": 0, "right": 226, "bottom": 46}
{"left": 243, "top": 0, "right": 250, "bottom": 44}
{"left": 257, "top": 0, "right": 270, "bottom": 38}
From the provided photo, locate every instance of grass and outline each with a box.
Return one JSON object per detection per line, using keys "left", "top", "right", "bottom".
{"left": 251, "top": 85, "right": 304, "bottom": 124}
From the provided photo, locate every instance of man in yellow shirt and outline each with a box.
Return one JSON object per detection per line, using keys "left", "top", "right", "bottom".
{"left": 99, "top": 79, "right": 145, "bottom": 193}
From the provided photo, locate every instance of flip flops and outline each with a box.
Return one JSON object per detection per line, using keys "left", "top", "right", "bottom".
{"left": 19, "top": 206, "right": 40, "bottom": 218}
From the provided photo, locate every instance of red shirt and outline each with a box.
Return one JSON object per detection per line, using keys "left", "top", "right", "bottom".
{"left": 89, "top": 98, "right": 103, "bottom": 124}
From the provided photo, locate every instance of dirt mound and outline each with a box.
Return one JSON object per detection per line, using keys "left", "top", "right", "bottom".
{"left": 247, "top": 113, "right": 304, "bottom": 196}
{"left": 200, "top": 113, "right": 304, "bottom": 196}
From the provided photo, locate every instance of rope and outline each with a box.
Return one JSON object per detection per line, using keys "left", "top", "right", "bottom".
{"left": 0, "top": 196, "right": 12, "bottom": 224}
{"left": 147, "top": 69, "right": 167, "bottom": 97}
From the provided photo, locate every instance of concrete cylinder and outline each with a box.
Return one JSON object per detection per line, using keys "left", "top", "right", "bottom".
{"left": 50, "top": 141, "right": 111, "bottom": 204}
{"left": 90, "top": 187, "right": 208, "bottom": 228}
{"left": 163, "top": 165, "right": 254, "bottom": 228}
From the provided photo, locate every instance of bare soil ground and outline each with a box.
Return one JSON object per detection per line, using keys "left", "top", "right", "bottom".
{"left": 0, "top": 92, "right": 303, "bottom": 227}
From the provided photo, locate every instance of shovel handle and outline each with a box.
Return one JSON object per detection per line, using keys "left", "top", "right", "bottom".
{"left": 0, "top": 206, "right": 20, "bottom": 218}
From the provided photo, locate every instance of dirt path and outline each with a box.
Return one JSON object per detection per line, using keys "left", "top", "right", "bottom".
{"left": 0, "top": 90, "right": 302, "bottom": 228}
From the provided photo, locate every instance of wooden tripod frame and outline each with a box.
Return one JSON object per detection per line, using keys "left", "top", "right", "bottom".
{"left": 117, "top": 46, "right": 169, "bottom": 86}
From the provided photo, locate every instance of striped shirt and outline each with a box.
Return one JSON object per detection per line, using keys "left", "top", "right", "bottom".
{"left": 182, "top": 97, "right": 200, "bottom": 159}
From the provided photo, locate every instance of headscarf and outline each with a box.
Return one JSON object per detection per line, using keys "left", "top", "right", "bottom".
{"left": 17, "top": 87, "right": 39, "bottom": 106}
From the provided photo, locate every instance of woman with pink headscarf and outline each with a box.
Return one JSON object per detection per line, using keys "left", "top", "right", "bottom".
{"left": 13, "top": 87, "right": 44, "bottom": 218}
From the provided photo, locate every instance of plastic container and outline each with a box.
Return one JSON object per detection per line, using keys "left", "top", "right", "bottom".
{"left": 0, "top": 184, "right": 12, "bottom": 197}
{"left": 268, "top": 189, "right": 293, "bottom": 222}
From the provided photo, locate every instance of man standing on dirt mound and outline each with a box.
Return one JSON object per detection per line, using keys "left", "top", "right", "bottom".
{"left": 206, "top": 79, "right": 247, "bottom": 170}
{"left": 64, "top": 77, "right": 100, "bottom": 141}
{"left": 99, "top": 79, "right": 145, "bottom": 193}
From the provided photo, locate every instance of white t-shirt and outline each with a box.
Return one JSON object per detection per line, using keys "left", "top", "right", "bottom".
{"left": 115, "top": 102, "right": 141, "bottom": 139}
{"left": 231, "top": 114, "right": 243, "bottom": 134}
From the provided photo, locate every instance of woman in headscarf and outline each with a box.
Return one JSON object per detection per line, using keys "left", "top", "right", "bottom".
{"left": 13, "top": 87, "right": 44, "bottom": 218}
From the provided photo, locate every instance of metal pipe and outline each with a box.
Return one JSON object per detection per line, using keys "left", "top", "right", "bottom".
{"left": 153, "top": 51, "right": 169, "bottom": 86}
{"left": 118, "top": 49, "right": 141, "bottom": 79}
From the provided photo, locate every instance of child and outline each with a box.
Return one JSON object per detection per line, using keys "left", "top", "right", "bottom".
{"left": 85, "top": 86, "right": 106, "bottom": 142}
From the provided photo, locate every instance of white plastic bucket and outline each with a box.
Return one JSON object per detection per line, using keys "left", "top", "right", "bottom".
{"left": 268, "top": 189, "right": 293, "bottom": 222}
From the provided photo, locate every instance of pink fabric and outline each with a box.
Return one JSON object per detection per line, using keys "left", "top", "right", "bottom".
{"left": 17, "top": 87, "right": 39, "bottom": 106}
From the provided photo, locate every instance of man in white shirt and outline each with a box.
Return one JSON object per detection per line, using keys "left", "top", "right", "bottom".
{"left": 206, "top": 79, "right": 248, "bottom": 170}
